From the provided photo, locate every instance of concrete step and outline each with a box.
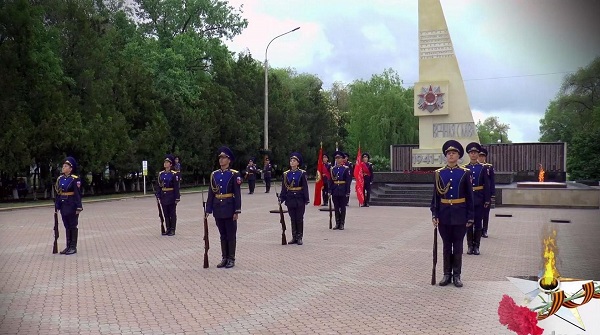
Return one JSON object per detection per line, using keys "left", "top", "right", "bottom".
{"left": 370, "top": 201, "right": 430, "bottom": 207}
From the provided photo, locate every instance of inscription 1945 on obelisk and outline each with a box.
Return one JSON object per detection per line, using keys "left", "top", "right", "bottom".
{"left": 412, "top": 0, "right": 480, "bottom": 168}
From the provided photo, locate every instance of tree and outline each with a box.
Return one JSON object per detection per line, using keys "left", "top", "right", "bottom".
{"left": 345, "top": 69, "right": 417, "bottom": 158}
{"left": 476, "top": 116, "right": 511, "bottom": 144}
{"left": 539, "top": 56, "right": 600, "bottom": 179}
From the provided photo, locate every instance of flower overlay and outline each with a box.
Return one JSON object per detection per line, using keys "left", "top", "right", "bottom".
{"left": 498, "top": 295, "right": 544, "bottom": 335}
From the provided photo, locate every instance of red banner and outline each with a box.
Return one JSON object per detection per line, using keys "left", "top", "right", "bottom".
{"left": 313, "top": 146, "right": 323, "bottom": 206}
{"left": 354, "top": 146, "right": 365, "bottom": 205}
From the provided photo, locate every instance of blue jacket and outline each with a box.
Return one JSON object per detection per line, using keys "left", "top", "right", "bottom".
{"left": 206, "top": 168, "right": 242, "bottom": 219}
{"left": 55, "top": 174, "right": 83, "bottom": 215}
{"left": 329, "top": 164, "right": 351, "bottom": 197}
{"left": 465, "top": 162, "right": 491, "bottom": 206}
{"left": 430, "top": 165, "right": 474, "bottom": 226}
{"left": 279, "top": 168, "right": 310, "bottom": 207}
{"left": 156, "top": 170, "right": 180, "bottom": 205}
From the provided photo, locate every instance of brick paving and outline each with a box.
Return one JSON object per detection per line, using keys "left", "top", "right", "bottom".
{"left": 1, "top": 183, "right": 599, "bottom": 334}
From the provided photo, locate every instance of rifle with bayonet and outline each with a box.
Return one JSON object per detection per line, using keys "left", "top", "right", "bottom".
{"left": 152, "top": 182, "right": 166, "bottom": 235}
{"left": 275, "top": 185, "right": 287, "bottom": 245}
{"left": 328, "top": 193, "right": 333, "bottom": 229}
{"left": 53, "top": 210, "right": 59, "bottom": 254}
{"left": 201, "top": 189, "right": 209, "bottom": 268}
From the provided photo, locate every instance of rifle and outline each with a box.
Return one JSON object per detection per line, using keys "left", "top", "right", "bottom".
{"left": 201, "top": 190, "right": 209, "bottom": 268}
{"left": 274, "top": 185, "right": 287, "bottom": 245}
{"left": 431, "top": 226, "right": 438, "bottom": 285}
{"left": 53, "top": 210, "right": 59, "bottom": 254}
{"left": 152, "top": 183, "right": 166, "bottom": 235}
{"left": 328, "top": 193, "right": 333, "bottom": 229}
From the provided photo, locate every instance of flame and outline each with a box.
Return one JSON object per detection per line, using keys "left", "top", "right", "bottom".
{"left": 541, "top": 230, "right": 560, "bottom": 286}
{"left": 538, "top": 163, "right": 545, "bottom": 182}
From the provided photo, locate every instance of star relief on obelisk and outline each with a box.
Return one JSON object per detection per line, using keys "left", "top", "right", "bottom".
{"left": 417, "top": 85, "right": 445, "bottom": 113}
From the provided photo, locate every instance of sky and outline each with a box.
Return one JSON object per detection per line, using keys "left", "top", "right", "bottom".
{"left": 223, "top": 0, "right": 600, "bottom": 143}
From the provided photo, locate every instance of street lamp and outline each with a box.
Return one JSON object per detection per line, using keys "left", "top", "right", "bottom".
{"left": 264, "top": 27, "right": 300, "bottom": 156}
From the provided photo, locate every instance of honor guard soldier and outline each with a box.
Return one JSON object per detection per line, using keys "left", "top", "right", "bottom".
{"left": 173, "top": 156, "right": 181, "bottom": 172}
{"left": 156, "top": 155, "right": 181, "bottom": 236}
{"left": 206, "top": 147, "right": 242, "bottom": 268}
{"left": 279, "top": 152, "right": 310, "bottom": 245}
{"left": 360, "top": 153, "right": 374, "bottom": 207}
{"left": 320, "top": 153, "right": 332, "bottom": 206}
{"left": 431, "top": 141, "right": 474, "bottom": 287}
{"left": 343, "top": 152, "right": 353, "bottom": 206}
{"left": 478, "top": 148, "right": 495, "bottom": 238}
{"left": 262, "top": 157, "right": 273, "bottom": 193}
{"left": 246, "top": 157, "right": 257, "bottom": 194}
{"left": 329, "top": 151, "right": 352, "bottom": 230}
{"left": 464, "top": 142, "right": 491, "bottom": 255}
{"left": 55, "top": 157, "right": 83, "bottom": 255}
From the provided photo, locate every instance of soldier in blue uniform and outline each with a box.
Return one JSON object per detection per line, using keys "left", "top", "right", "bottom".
{"left": 262, "top": 157, "right": 272, "bottom": 193}
{"left": 206, "top": 147, "right": 242, "bottom": 268}
{"left": 55, "top": 157, "right": 83, "bottom": 255}
{"left": 431, "top": 141, "right": 474, "bottom": 287}
{"left": 246, "top": 157, "right": 257, "bottom": 194}
{"left": 279, "top": 152, "right": 310, "bottom": 245}
{"left": 329, "top": 151, "right": 352, "bottom": 230}
{"left": 320, "top": 153, "right": 332, "bottom": 206}
{"left": 360, "top": 153, "right": 374, "bottom": 207}
{"left": 156, "top": 155, "right": 181, "bottom": 236}
{"left": 464, "top": 142, "right": 491, "bottom": 255}
{"left": 343, "top": 152, "right": 353, "bottom": 206}
{"left": 478, "top": 148, "right": 495, "bottom": 238}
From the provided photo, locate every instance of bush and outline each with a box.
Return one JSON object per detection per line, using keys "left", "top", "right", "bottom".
{"left": 370, "top": 155, "right": 390, "bottom": 172}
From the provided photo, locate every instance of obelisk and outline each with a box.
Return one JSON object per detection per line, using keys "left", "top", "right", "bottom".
{"left": 412, "top": 0, "right": 480, "bottom": 168}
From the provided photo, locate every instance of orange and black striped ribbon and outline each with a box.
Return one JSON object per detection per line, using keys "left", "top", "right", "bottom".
{"left": 562, "top": 282, "right": 595, "bottom": 308}
{"left": 537, "top": 291, "right": 565, "bottom": 320}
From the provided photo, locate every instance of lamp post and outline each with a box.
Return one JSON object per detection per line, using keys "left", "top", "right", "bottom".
{"left": 264, "top": 27, "right": 300, "bottom": 156}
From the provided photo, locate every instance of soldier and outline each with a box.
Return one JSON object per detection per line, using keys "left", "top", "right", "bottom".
{"left": 360, "top": 153, "right": 374, "bottom": 207}
{"left": 55, "top": 157, "right": 83, "bottom": 255}
{"left": 478, "top": 148, "right": 495, "bottom": 238}
{"left": 464, "top": 142, "right": 491, "bottom": 255}
{"left": 431, "top": 140, "right": 474, "bottom": 287}
{"left": 320, "top": 153, "right": 332, "bottom": 206}
{"left": 156, "top": 155, "right": 181, "bottom": 236}
{"left": 206, "top": 147, "right": 242, "bottom": 268}
{"left": 173, "top": 156, "right": 181, "bottom": 172}
{"left": 262, "top": 157, "right": 272, "bottom": 193}
{"left": 246, "top": 157, "right": 257, "bottom": 194}
{"left": 279, "top": 152, "right": 310, "bottom": 245}
{"left": 343, "top": 152, "right": 353, "bottom": 206}
{"left": 329, "top": 151, "right": 351, "bottom": 230}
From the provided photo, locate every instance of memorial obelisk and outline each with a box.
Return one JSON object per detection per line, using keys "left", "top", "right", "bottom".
{"left": 412, "top": 0, "right": 480, "bottom": 168}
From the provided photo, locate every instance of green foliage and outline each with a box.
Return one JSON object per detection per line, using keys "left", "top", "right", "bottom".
{"left": 369, "top": 155, "right": 390, "bottom": 172}
{"left": 476, "top": 116, "right": 511, "bottom": 144}
{"left": 343, "top": 69, "right": 417, "bottom": 158}
{"left": 539, "top": 57, "right": 600, "bottom": 179}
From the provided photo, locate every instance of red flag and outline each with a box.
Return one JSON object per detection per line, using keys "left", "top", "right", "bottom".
{"left": 354, "top": 145, "right": 365, "bottom": 205}
{"left": 313, "top": 145, "right": 324, "bottom": 206}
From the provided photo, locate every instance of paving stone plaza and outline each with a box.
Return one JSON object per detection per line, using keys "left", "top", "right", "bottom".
{"left": 1, "top": 184, "right": 599, "bottom": 334}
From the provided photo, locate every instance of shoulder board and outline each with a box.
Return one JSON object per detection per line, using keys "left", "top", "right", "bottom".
{"left": 160, "top": 170, "right": 166, "bottom": 173}
{"left": 459, "top": 166, "right": 470, "bottom": 172}
{"left": 299, "top": 169, "right": 306, "bottom": 173}
{"left": 486, "top": 163, "right": 493, "bottom": 167}
{"left": 230, "top": 169, "right": 239, "bottom": 173}
{"left": 72, "top": 175, "right": 79, "bottom": 178}
{"left": 434, "top": 167, "right": 444, "bottom": 172}
{"left": 283, "top": 170, "right": 290, "bottom": 174}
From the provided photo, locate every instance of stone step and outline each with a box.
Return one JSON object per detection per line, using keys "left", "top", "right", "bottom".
{"left": 374, "top": 189, "right": 432, "bottom": 196}
{"left": 372, "top": 193, "right": 431, "bottom": 200}
{"left": 369, "top": 200, "right": 430, "bottom": 207}
{"left": 383, "top": 183, "right": 431, "bottom": 191}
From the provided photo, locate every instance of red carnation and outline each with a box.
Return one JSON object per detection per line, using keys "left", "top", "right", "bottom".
{"left": 498, "top": 295, "right": 544, "bottom": 335}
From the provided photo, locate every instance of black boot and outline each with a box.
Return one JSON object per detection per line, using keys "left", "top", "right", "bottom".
{"left": 439, "top": 254, "right": 453, "bottom": 286}
{"left": 167, "top": 217, "right": 176, "bottom": 236}
{"left": 65, "top": 228, "right": 78, "bottom": 255}
{"left": 163, "top": 217, "right": 170, "bottom": 236}
{"left": 60, "top": 228, "right": 71, "bottom": 254}
{"left": 288, "top": 221, "right": 298, "bottom": 244}
{"left": 217, "top": 241, "right": 228, "bottom": 268}
{"left": 225, "top": 240, "right": 236, "bottom": 268}
{"left": 482, "top": 215, "right": 489, "bottom": 238}
{"left": 333, "top": 214, "right": 340, "bottom": 230}
{"left": 466, "top": 229, "right": 474, "bottom": 255}
{"left": 473, "top": 230, "right": 482, "bottom": 255}
{"left": 452, "top": 253, "right": 463, "bottom": 287}
{"left": 296, "top": 221, "right": 304, "bottom": 245}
